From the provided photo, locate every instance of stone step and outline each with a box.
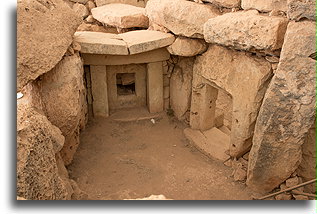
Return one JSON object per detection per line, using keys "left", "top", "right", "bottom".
{"left": 91, "top": 3, "right": 148, "bottom": 29}
{"left": 184, "top": 127, "right": 230, "bottom": 161}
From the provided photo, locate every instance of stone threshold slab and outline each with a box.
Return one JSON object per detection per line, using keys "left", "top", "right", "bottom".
{"left": 184, "top": 127, "right": 230, "bottom": 161}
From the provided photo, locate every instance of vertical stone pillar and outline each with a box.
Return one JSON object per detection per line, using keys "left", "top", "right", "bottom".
{"left": 90, "top": 65, "right": 109, "bottom": 117}
{"left": 147, "top": 62, "right": 163, "bottom": 113}
{"left": 190, "top": 73, "right": 218, "bottom": 131}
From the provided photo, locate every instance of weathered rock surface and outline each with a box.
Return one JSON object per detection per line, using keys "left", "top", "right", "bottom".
{"left": 191, "top": 45, "right": 272, "bottom": 157}
{"left": 91, "top": 4, "right": 149, "bottom": 28}
{"left": 119, "top": 30, "right": 175, "bottom": 54}
{"left": 247, "top": 21, "right": 316, "bottom": 193}
{"left": 40, "top": 54, "right": 87, "bottom": 165}
{"left": 167, "top": 37, "right": 207, "bottom": 57}
{"left": 146, "top": 0, "right": 220, "bottom": 38}
{"left": 17, "top": 0, "right": 82, "bottom": 91}
{"left": 287, "top": 0, "right": 316, "bottom": 21}
{"left": 77, "top": 23, "right": 118, "bottom": 33}
{"left": 204, "top": 10, "right": 288, "bottom": 51}
{"left": 297, "top": 122, "right": 316, "bottom": 193}
{"left": 17, "top": 104, "right": 71, "bottom": 200}
{"left": 70, "top": 0, "right": 88, "bottom": 3}
{"left": 241, "top": 0, "right": 288, "bottom": 12}
{"left": 74, "top": 31, "right": 129, "bottom": 55}
{"left": 205, "top": 0, "right": 240, "bottom": 8}
{"left": 96, "top": 0, "right": 147, "bottom": 7}
{"left": 170, "top": 57, "right": 195, "bottom": 120}
{"left": 73, "top": 2, "right": 89, "bottom": 19}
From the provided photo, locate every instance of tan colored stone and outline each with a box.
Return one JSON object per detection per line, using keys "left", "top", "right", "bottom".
{"left": 70, "top": 0, "right": 89, "bottom": 3}
{"left": 204, "top": 10, "right": 288, "bottom": 51}
{"left": 297, "top": 123, "right": 316, "bottom": 194}
{"left": 170, "top": 57, "right": 194, "bottom": 120}
{"left": 73, "top": 2, "right": 89, "bottom": 19}
{"left": 17, "top": 0, "right": 82, "bottom": 91}
{"left": 74, "top": 31, "right": 129, "bottom": 55}
{"left": 82, "top": 48, "right": 170, "bottom": 65}
{"left": 119, "top": 30, "right": 175, "bottom": 55}
{"left": 17, "top": 105, "right": 71, "bottom": 200}
{"left": 107, "top": 64, "right": 147, "bottom": 110}
{"left": 293, "top": 195, "right": 309, "bottom": 200}
{"left": 191, "top": 45, "right": 272, "bottom": 157}
{"left": 146, "top": 0, "right": 220, "bottom": 38}
{"left": 96, "top": 0, "right": 147, "bottom": 7}
{"left": 163, "top": 86, "right": 170, "bottom": 99}
{"left": 90, "top": 65, "right": 109, "bottom": 117}
{"left": 285, "top": 176, "right": 299, "bottom": 188}
{"left": 287, "top": 0, "right": 316, "bottom": 21}
{"left": 147, "top": 62, "right": 164, "bottom": 113}
{"left": 247, "top": 21, "right": 316, "bottom": 193}
{"left": 233, "top": 167, "right": 247, "bottom": 181}
{"left": 85, "top": 0, "right": 96, "bottom": 11}
{"left": 40, "top": 55, "right": 87, "bottom": 165}
{"left": 77, "top": 23, "right": 118, "bottom": 33}
{"left": 91, "top": 3, "right": 148, "bottom": 28}
{"left": 85, "top": 15, "right": 95, "bottom": 23}
{"left": 205, "top": 0, "right": 240, "bottom": 8}
{"left": 275, "top": 193, "right": 292, "bottom": 200}
{"left": 241, "top": 0, "right": 288, "bottom": 12}
{"left": 184, "top": 127, "right": 230, "bottom": 161}
{"left": 167, "top": 37, "right": 207, "bottom": 57}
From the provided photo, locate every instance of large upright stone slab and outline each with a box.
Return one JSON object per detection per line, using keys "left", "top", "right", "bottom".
{"left": 241, "top": 0, "right": 288, "bottom": 12}
{"left": 91, "top": 4, "right": 149, "bottom": 28}
{"left": 90, "top": 65, "right": 109, "bottom": 117}
{"left": 287, "top": 0, "right": 316, "bottom": 21}
{"left": 247, "top": 21, "right": 316, "bottom": 193}
{"left": 170, "top": 57, "right": 195, "bottom": 120}
{"left": 190, "top": 45, "right": 272, "bottom": 157}
{"left": 146, "top": 0, "right": 220, "bottom": 38}
{"left": 119, "top": 30, "right": 175, "bottom": 54}
{"left": 40, "top": 55, "right": 87, "bottom": 165}
{"left": 147, "top": 62, "right": 163, "bottom": 113}
{"left": 17, "top": 0, "right": 82, "bottom": 91}
{"left": 74, "top": 31, "right": 129, "bottom": 55}
{"left": 204, "top": 10, "right": 288, "bottom": 51}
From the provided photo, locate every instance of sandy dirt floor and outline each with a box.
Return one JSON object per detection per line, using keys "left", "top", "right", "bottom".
{"left": 68, "top": 108, "right": 253, "bottom": 200}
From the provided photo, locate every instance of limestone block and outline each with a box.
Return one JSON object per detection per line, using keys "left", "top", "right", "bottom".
{"left": 74, "top": 31, "right": 129, "bottom": 55}
{"left": 81, "top": 48, "right": 170, "bottom": 65}
{"left": 90, "top": 65, "right": 109, "bottom": 117}
{"left": 86, "top": 1, "right": 96, "bottom": 11}
{"left": 91, "top": 4, "right": 149, "bottom": 28}
{"left": 96, "top": 0, "right": 147, "bottom": 7}
{"left": 247, "top": 21, "right": 316, "bottom": 193}
{"left": 297, "top": 123, "right": 316, "bottom": 194}
{"left": 73, "top": 3, "right": 89, "bottom": 19}
{"left": 204, "top": 0, "right": 241, "bottom": 8}
{"left": 146, "top": 0, "right": 220, "bottom": 38}
{"left": 147, "top": 62, "right": 164, "bottom": 113}
{"left": 241, "top": 0, "right": 288, "bottom": 12}
{"left": 17, "top": 105, "right": 71, "bottom": 200}
{"left": 107, "top": 64, "right": 147, "bottom": 110}
{"left": 40, "top": 55, "right": 87, "bottom": 165}
{"left": 191, "top": 45, "right": 272, "bottom": 157}
{"left": 184, "top": 127, "right": 230, "bottom": 161}
{"left": 119, "top": 30, "right": 175, "bottom": 55}
{"left": 167, "top": 37, "right": 207, "bottom": 57}
{"left": 287, "top": 0, "right": 316, "bottom": 21}
{"left": 17, "top": 0, "right": 82, "bottom": 91}
{"left": 204, "top": 10, "right": 288, "bottom": 51}
{"left": 170, "top": 57, "right": 194, "bottom": 120}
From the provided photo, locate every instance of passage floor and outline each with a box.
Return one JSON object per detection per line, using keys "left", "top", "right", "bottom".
{"left": 69, "top": 108, "right": 252, "bottom": 200}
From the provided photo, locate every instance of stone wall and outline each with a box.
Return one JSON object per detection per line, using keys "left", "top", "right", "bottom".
{"left": 17, "top": 0, "right": 87, "bottom": 200}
